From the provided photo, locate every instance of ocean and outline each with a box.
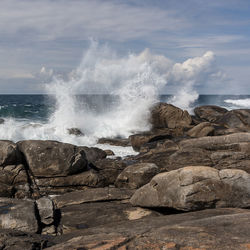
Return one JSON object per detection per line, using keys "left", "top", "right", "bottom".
{"left": 0, "top": 94, "right": 249, "bottom": 157}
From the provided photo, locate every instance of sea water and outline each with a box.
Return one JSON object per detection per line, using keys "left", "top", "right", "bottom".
{"left": 0, "top": 94, "right": 249, "bottom": 157}
{"left": 0, "top": 42, "right": 249, "bottom": 156}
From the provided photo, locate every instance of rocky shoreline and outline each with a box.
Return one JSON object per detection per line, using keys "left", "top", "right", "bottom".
{"left": 0, "top": 103, "right": 250, "bottom": 249}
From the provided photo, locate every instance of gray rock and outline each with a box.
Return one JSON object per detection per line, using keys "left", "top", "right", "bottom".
{"left": 115, "top": 163, "right": 159, "bottom": 189}
{"left": 36, "top": 197, "right": 54, "bottom": 225}
{"left": 17, "top": 140, "right": 88, "bottom": 177}
{"left": 0, "top": 198, "right": 38, "bottom": 233}
{"left": 130, "top": 166, "right": 250, "bottom": 211}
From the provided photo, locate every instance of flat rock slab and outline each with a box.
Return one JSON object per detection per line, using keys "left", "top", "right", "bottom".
{"left": 52, "top": 187, "right": 134, "bottom": 208}
{"left": 46, "top": 208, "right": 250, "bottom": 250}
{"left": 0, "top": 198, "right": 38, "bottom": 233}
{"left": 59, "top": 201, "right": 158, "bottom": 234}
{"left": 130, "top": 166, "right": 250, "bottom": 211}
{"left": 179, "top": 132, "right": 250, "bottom": 149}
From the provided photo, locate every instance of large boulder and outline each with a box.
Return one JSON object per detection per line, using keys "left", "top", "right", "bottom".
{"left": 0, "top": 198, "right": 38, "bottom": 233}
{"left": 17, "top": 140, "right": 88, "bottom": 177}
{"left": 130, "top": 166, "right": 250, "bottom": 211}
{"left": 0, "top": 141, "right": 22, "bottom": 166}
{"left": 115, "top": 163, "right": 159, "bottom": 189}
{"left": 150, "top": 103, "right": 192, "bottom": 129}
{"left": 194, "top": 105, "right": 228, "bottom": 122}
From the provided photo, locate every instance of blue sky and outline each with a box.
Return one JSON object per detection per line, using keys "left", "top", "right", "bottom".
{"left": 0, "top": 0, "right": 250, "bottom": 94}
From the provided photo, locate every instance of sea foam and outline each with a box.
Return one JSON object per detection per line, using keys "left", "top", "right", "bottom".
{"left": 0, "top": 42, "right": 220, "bottom": 156}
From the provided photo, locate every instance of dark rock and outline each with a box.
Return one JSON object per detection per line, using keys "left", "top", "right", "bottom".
{"left": 150, "top": 102, "right": 192, "bottom": 129}
{"left": 52, "top": 187, "right": 134, "bottom": 209}
{"left": 0, "top": 118, "right": 4, "bottom": 124}
{"left": 129, "top": 128, "right": 182, "bottom": 151}
{"left": 77, "top": 146, "right": 106, "bottom": 164}
{"left": 67, "top": 128, "right": 84, "bottom": 136}
{"left": 130, "top": 166, "right": 250, "bottom": 211}
{"left": 45, "top": 208, "right": 250, "bottom": 250}
{"left": 194, "top": 105, "right": 228, "bottom": 122}
{"left": 139, "top": 139, "right": 179, "bottom": 154}
{"left": 98, "top": 137, "right": 131, "bottom": 147}
{"left": 0, "top": 198, "right": 38, "bottom": 233}
{"left": 36, "top": 170, "right": 105, "bottom": 194}
{"left": 115, "top": 163, "right": 159, "bottom": 189}
{"left": 94, "top": 158, "right": 127, "bottom": 185}
{"left": 0, "top": 141, "right": 23, "bottom": 167}
{"left": 59, "top": 201, "right": 159, "bottom": 234}
{"left": 0, "top": 229, "right": 50, "bottom": 250}
{"left": 17, "top": 140, "right": 88, "bottom": 177}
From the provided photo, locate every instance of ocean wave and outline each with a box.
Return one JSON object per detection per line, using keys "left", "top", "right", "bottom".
{"left": 224, "top": 98, "right": 250, "bottom": 108}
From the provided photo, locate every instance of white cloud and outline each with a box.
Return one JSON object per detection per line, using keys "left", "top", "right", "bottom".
{"left": 0, "top": 0, "right": 187, "bottom": 42}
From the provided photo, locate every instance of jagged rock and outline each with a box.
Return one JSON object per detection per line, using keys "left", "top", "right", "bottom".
{"left": 150, "top": 103, "right": 192, "bottom": 129}
{"left": 0, "top": 141, "right": 22, "bottom": 167}
{"left": 98, "top": 137, "right": 131, "bottom": 147}
{"left": 194, "top": 105, "right": 228, "bottom": 122}
{"left": 52, "top": 187, "right": 134, "bottom": 208}
{"left": 17, "top": 140, "right": 88, "bottom": 177}
{"left": 187, "top": 122, "right": 215, "bottom": 137}
{"left": 67, "top": 128, "right": 84, "bottom": 136}
{"left": 130, "top": 166, "right": 250, "bottom": 211}
{"left": 115, "top": 163, "right": 159, "bottom": 189}
{"left": 0, "top": 198, "right": 38, "bottom": 233}
{"left": 0, "top": 118, "right": 4, "bottom": 124}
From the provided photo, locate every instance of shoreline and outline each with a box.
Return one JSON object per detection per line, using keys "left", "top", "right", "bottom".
{"left": 0, "top": 102, "right": 249, "bottom": 249}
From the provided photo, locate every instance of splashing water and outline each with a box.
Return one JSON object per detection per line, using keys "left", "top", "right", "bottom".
{"left": 0, "top": 42, "right": 221, "bottom": 155}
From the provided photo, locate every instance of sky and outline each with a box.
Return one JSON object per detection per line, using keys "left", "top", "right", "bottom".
{"left": 0, "top": 0, "right": 250, "bottom": 94}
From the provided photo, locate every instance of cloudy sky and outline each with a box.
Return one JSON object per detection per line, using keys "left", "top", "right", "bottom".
{"left": 0, "top": 0, "right": 249, "bottom": 94}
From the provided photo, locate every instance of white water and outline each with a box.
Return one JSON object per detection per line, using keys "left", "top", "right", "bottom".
{"left": 224, "top": 98, "right": 250, "bottom": 109}
{"left": 0, "top": 42, "right": 221, "bottom": 156}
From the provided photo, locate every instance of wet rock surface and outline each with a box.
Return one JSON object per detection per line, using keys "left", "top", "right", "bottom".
{"left": 0, "top": 103, "right": 249, "bottom": 249}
